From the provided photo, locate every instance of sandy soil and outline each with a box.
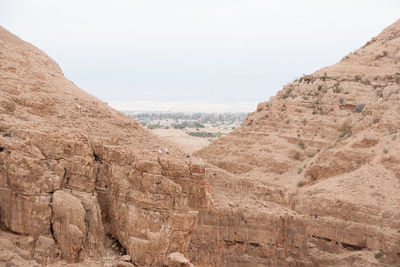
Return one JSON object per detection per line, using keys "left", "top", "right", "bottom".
{"left": 151, "top": 128, "right": 228, "bottom": 154}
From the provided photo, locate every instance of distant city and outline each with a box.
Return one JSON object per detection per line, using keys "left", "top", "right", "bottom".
{"left": 124, "top": 111, "right": 247, "bottom": 132}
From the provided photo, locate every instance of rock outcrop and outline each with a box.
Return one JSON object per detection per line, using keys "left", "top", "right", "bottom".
{"left": 0, "top": 26, "right": 210, "bottom": 266}
{"left": 1, "top": 18, "right": 400, "bottom": 267}
{"left": 189, "top": 19, "right": 400, "bottom": 266}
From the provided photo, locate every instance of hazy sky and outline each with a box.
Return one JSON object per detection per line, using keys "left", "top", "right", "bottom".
{"left": 1, "top": 1, "right": 399, "bottom": 103}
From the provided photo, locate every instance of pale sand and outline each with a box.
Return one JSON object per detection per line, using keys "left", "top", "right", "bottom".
{"left": 151, "top": 128, "right": 218, "bottom": 154}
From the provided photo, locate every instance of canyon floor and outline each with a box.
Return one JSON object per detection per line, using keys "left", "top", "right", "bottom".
{"left": 151, "top": 128, "right": 228, "bottom": 154}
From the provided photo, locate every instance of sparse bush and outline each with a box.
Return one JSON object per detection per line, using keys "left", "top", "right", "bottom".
{"left": 297, "top": 168, "right": 303, "bottom": 174}
{"left": 307, "top": 152, "right": 315, "bottom": 158}
{"left": 282, "top": 88, "right": 294, "bottom": 99}
{"left": 355, "top": 75, "right": 361, "bottom": 81}
{"left": 340, "top": 121, "right": 352, "bottom": 139}
{"left": 312, "top": 110, "right": 317, "bottom": 115}
{"left": 193, "top": 121, "right": 205, "bottom": 128}
{"left": 298, "top": 139, "right": 305, "bottom": 149}
{"left": 354, "top": 104, "right": 366, "bottom": 113}
{"left": 147, "top": 124, "right": 162, "bottom": 129}
{"left": 374, "top": 251, "right": 384, "bottom": 259}
{"left": 321, "top": 73, "right": 327, "bottom": 81}
{"left": 339, "top": 97, "right": 344, "bottom": 104}
{"left": 318, "top": 85, "right": 322, "bottom": 91}
{"left": 334, "top": 86, "right": 341, "bottom": 93}
{"left": 173, "top": 123, "right": 186, "bottom": 129}
{"left": 373, "top": 118, "right": 380, "bottom": 124}
{"left": 383, "top": 148, "right": 388, "bottom": 154}
{"left": 300, "top": 75, "right": 313, "bottom": 83}
{"left": 187, "top": 131, "right": 224, "bottom": 138}
{"left": 375, "top": 89, "right": 383, "bottom": 98}
{"left": 302, "top": 119, "right": 307, "bottom": 125}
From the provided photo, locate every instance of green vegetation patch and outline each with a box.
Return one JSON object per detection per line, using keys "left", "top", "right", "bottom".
{"left": 187, "top": 131, "right": 225, "bottom": 138}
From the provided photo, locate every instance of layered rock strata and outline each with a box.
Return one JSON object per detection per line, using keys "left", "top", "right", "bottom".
{"left": 189, "top": 19, "right": 400, "bottom": 266}
{"left": 0, "top": 26, "right": 209, "bottom": 266}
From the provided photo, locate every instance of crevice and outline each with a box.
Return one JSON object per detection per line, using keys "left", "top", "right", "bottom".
{"left": 223, "top": 240, "right": 245, "bottom": 247}
{"left": 93, "top": 153, "right": 102, "bottom": 164}
{"left": 106, "top": 233, "right": 126, "bottom": 255}
{"left": 0, "top": 147, "right": 4, "bottom": 153}
{"left": 157, "top": 157, "right": 167, "bottom": 176}
{"left": 312, "top": 235, "right": 333, "bottom": 243}
{"left": 249, "top": 242, "right": 261, "bottom": 247}
{"left": 49, "top": 193, "right": 58, "bottom": 247}
{"left": 312, "top": 235, "right": 365, "bottom": 251}
{"left": 0, "top": 225, "right": 29, "bottom": 236}
{"left": 63, "top": 167, "right": 69, "bottom": 188}
{"left": 340, "top": 242, "right": 365, "bottom": 251}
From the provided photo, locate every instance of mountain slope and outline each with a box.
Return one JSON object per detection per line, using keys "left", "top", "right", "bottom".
{"left": 189, "top": 19, "right": 400, "bottom": 266}
{"left": 0, "top": 26, "right": 210, "bottom": 266}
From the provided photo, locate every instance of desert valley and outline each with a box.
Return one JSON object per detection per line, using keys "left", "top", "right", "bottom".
{"left": 0, "top": 18, "right": 400, "bottom": 267}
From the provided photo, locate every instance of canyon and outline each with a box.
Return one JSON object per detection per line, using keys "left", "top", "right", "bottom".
{"left": 1, "top": 19, "right": 400, "bottom": 266}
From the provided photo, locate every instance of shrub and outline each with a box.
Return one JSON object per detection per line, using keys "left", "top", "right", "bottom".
{"left": 187, "top": 131, "right": 224, "bottom": 138}
{"left": 354, "top": 104, "right": 366, "bottom": 113}
{"left": 334, "top": 86, "right": 341, "bottom": 93}
{"left": 339, "top": 97, "right": 344, "bottom": 104}
{"left": 298, "top": 139, "right": 305, "bottom": 149}
{"left": 383, "top": 148, "right": 388, "bottom": 154}
{"left": 340, "top": 121, "right": 352, "bottom": 139}
{"left": 355, "top": 75, "right": 361, "bottom": 81}
{"left": 193, "top": 121, "right": 205, "bottom": 128}
{"left": 282, "top": 88, "right": 293, "bottom": 99}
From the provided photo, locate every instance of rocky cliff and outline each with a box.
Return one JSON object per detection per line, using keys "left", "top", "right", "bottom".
{"left": 189, "top": 20, "right": 400, "bottom": 266}
{"left": 0, "top": 26, "right": 210, "bottom": 266}
{"left": 1, "top": 18, "right": 400, "bottom": 267}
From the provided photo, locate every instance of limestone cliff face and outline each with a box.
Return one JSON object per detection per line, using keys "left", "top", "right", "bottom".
{"left": 0, "top": 27, "right": 210, "bottom": 266}
{"left": 190, "top": 20, "right": 400, "bottom": 266}
{"left": 2, "top": 19, "right": 400, "bottom": 267}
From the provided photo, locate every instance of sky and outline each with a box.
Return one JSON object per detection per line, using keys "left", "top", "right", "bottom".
{"left": 1, "top": 1, "right": 399, "bottom": 106}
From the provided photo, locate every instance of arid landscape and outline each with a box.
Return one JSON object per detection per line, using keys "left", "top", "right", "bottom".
{"left": 1, "top": 18, "right": 400, "bottom": 267}
{"left": 126, "top": 111, "right": 246, "bottom": 154}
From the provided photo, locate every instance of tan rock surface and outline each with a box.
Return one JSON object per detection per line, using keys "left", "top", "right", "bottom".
{"left": 189, "top": 19, "right": 400, "bottom": 266}
{"left": 0, "top": 26, "right": 210, "bottom": 266}
{"left": 1, "top": 18, "right": 400, "bottom": 267}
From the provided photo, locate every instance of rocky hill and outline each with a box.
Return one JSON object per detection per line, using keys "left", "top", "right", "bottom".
{"left": 1, "top": 18, "right": 400, "bottom": 267}
{"left": 189, "top": 19, "right": 400, "bottom": 266}
{"left": 0, "top": 26, "right": 210, "bottom": 266}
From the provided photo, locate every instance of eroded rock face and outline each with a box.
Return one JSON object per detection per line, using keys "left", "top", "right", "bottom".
{"left": 2, "top": 18, "right": 400, "bottom": 267}
{"left": 0, "top": 26, "right": 210, "bottom": 266}
{"left": 190, "top": 19, "right": 400, "bottom": 266}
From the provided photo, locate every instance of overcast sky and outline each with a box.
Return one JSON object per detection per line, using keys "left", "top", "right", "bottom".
{"left": 1, "top": 1, "right": 399, "bottom": 104}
